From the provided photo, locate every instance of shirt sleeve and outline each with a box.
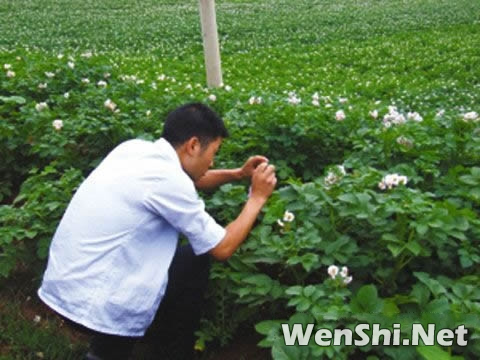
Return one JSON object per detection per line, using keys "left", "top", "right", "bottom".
{"left": 143, "top": 173, "right": 226, "bottom": 255}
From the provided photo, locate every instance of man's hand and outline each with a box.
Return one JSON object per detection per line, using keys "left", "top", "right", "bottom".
{"left": 240, "top": 155, "right": 269, "bottom": 179}
{"left": 210, "top": 162, "right": 276, "bottom": 261}
{"left": 250, "top": 162, "right": 276, "bottom": 202}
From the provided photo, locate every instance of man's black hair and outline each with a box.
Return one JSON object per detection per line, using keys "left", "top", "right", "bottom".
{"left": 162, "top": 103, "right": 229, "bottom": 148}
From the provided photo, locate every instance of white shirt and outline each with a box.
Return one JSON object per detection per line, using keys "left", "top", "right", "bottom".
{"left": 38, "top": 138, "right": 226, "bottom": 336}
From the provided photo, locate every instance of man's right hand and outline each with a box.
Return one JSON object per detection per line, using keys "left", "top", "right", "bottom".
{"left": 209, "top": 162, "right": 276, "bottom": 261}
{"left": 250, "top": 162, "right": 277, "bottom": 202}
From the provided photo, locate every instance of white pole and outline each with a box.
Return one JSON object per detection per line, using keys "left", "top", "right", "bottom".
{"left": 198, "top": 0, "right": 223, "bottom": 88}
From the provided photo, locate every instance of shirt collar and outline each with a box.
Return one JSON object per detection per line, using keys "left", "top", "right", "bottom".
{"left": 154, "top": 138, "right": 183, "bottom": 170}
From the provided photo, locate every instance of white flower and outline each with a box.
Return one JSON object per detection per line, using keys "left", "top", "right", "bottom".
{"left": 35, "top": 102, "right": 48, "bottom": 112}
{"left": 283, "top": 210, "right": 295, "bottom": 223}
{"left": 340, "top": 266, "right": 349, "bottom": 278}
{"left": 463, "top": 111, "right": 479, "bottom": 122}
{"left": 185, "top": 84, "right": 193, "bottom": 90}
{"left": 378, "top": 173, "right": 408, "bottom": 190}
{"left": 81, "top": 51, "right": 93, "bottom": 58}
{"left": 104, "top": 72, "right": 111, "bottom": 79}
{"left": 369, "top": 109, "right": 378, "bottom": 119}
{"left": 396, "top": 136, "right": 413, "bottom": 147}
{"left": 104, "top": 99, "right": 117, "bottom": 112}
{"left": 335, "top": 110, "right": 346, "bottom": 121}
{"left": 325, "top": 103, "right": 332, "bottom": 108}
{"left": 248, "top": 96, "right": 262, "bottom": 105}
{"left": 146, "top": 110, "right": 152, "bottom": 117}
{"left": 277, "top": 219, "right": 285, "bottom": 228}
{"left": 325, "top": 172, "right": 338, "bottom": 186}
{"left": 33, "top": 315, "right": 41, "bottom": 324}
{"left": 64, "top": 92, "right": 70, "bottom": 99}
{"left": 97, "top": 80, "right": 107, "bottom": 87}
{"left": 338, "top": 165, "right": 346, "bottom": 176}
{"left": 45, "top": 72, "right": 55, "bottom": 78}
{"left": 383, "top": 106, "right": 409, "bottom": 127}
{"left": 158, "top": 74, "right": 166, "bottom": 81}
{"left": 38, "top": 83, "right": 47, "bottom": 89}
{"left": 327, "top": 265, "right": 339, "bottom": 279}
{"left": 339, "top": 97, "right": 348, "bottom": 104}
{"left": 208, "top": 94, "right": 216, "bottom": 102}
{"left": 435, "top": 109, "right": 445, "bottom": 118}
{"left": 81, "top": 78, "right": 90, "bottom": 84}
{"left": 6, "top": 70, "right": 15, "bottom": 78}
{"left": 312, "top": 99, "right": 320, "bottom": 107}
{"left": 4, "top": 63, "right": 12, "bottom": 70}
{"left": 52, "top": 119, "right": 63, "bottom": 130}
{"left": 136, "top": 79, "right": 145, "bottom": 85}
{"left": 343, "top": 276, "right": 353, "bottom": 285}
{"left": 67, "top": 61, "right": 75, "bottom": 69}
{"left": 287, "top": 91, "right": 301, "bottom": 105}
{"left": 224, "top": 85, "right": 232, "bottom": 92}
{"left": 57, "top": 54, "right": 64, "bottom": 59}
{"left": 312, "top": 92, "right": 320, "bottom": 102}
{"left": 407, "top": 112, "right": 423, "bottom": 122}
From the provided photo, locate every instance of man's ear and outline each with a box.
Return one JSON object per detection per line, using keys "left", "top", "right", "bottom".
{"left": 185, "top": 136, "right": 201, "bottom": 156}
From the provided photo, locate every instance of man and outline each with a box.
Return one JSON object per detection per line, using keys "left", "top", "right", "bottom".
{"left": 38, "top": 103, "right": 276, "bottom": 359}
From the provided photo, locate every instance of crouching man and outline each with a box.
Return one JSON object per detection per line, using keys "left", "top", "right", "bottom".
{"left": 38, "top": 103, "right": 276, "bottom": 359}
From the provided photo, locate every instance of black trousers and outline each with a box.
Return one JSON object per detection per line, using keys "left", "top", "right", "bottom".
{"left": 64, "top": 244, "right": 212, "bottom": 360}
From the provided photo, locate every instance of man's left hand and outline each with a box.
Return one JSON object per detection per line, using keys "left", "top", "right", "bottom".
{"left": 240, "top": 155, "right": 269, "bottom": 179}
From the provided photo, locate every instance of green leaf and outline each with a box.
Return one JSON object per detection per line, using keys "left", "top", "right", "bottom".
{"left": 351, "top": 284, "right": 383, "bottom": 314}
{"left": 417, "top": 345, "right": 451, "bottom": 360}
{"left": 337, "top": 193, "right": 357, "bottom": 204}
{"left": 303, "top": 285, "right": 316, "bottom": 298}
{"left": 272, "top": 341, "right": 310, "bottom": 360}
{"left": 416, "top": 223, "right": 429, "bottom": 236}
{"left": 414, "top": 272, "right": 447, "bottom": 297}
{"left": 0, "top": 95, "right": 26, "bottom": 104}
{"left": 406, "top": 241, "right": 422, "bottom": 256}
{"left": 296, "top": 298, "right": 311, "bottom": 312}
{"left": 286, "top": 286, "right": 303, "bottom": 296}
{"left": 382, "top": 233, "right": 401, "bottom": 243}
{"left": 255, "top": 320, "right": 281, "bottom": 336}
{"left": 387, "top": 244, "right": 404, "bottom": 257}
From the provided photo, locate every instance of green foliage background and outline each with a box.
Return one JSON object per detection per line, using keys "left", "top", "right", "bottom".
{"left": 1, "top": 0, "right": 480, "bottom": 358}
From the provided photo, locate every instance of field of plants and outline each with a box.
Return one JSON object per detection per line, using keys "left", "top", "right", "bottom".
{"left": 1, "top": 0, "right": 480, "bottom": 359}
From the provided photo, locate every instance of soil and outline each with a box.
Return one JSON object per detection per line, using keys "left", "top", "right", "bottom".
{"left": 0, "top": 270, "right": 272, "bottom": 360}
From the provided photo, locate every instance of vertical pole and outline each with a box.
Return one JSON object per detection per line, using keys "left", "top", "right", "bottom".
{"left": 198, "top": 0, "right": 223, "bottom": 88}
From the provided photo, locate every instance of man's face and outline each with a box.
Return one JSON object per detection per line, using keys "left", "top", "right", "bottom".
{"left": 189, "top": 137, "right": 222, "bottom": 181}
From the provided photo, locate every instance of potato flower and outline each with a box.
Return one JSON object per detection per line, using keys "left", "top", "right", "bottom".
{"left": 283, "top": 210, "right": 295, "bottom": 223}
{"left": 104, "top": 99, "right": 117, "bottom": 112}
{"left": 52, "top": 119, "right": 63, "bottom": 131}
{"left": 378, "top": 173, "right": 408, "bottom": 190}
{"left": 335, "top": 110, "right": 346, "bottom": 121}
{"left": 35, "top": 102, "right": 48, "bottom": 112}
{"left": 328, "top": 264, "right": 353, "bottom": 285}
{"left": 327, "top": 265, "right": 339, "bottom": 279}
{"left": 463, "top": 111, "right": 479, "bottom": 122}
